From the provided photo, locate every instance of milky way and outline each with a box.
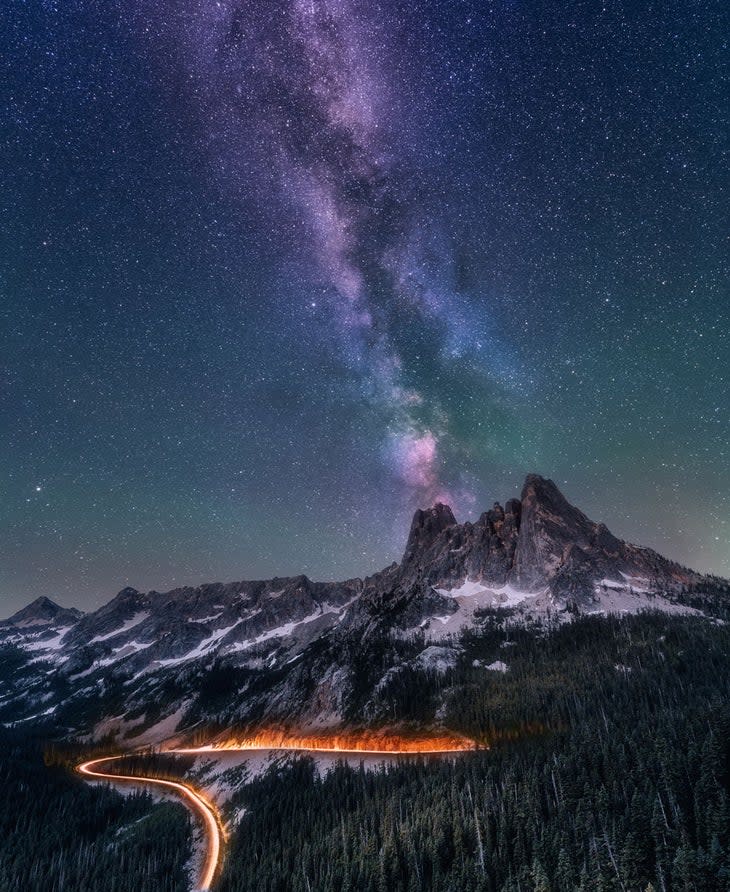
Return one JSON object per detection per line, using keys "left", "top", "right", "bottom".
{"left": 172, "top": 0, "right": 518, "bottom": 509}
{"left": 0, "top": 0, "right": 727, "bottom": 611}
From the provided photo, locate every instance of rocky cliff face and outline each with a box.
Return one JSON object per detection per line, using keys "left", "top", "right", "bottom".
{"left": 0, "top": 474, "right": 724, "bottom": 741}
{"left": 399, "top": 497, "right": 521, "bottom": 590}
{"left": 394, "top": 474, "right": 699, "bottom": 605}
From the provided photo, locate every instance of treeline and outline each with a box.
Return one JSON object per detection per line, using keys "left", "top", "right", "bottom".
{"left": 217, "top": 612, "right": 730, "bottom": 891}
{"left": 0, "top": 729, "right": 192, "bottom": 892}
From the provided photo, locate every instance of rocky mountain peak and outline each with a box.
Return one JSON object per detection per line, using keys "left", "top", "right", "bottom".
{"left": 398, "top": 491, "right": 524, "bottom": 591}
{"left": 402, "top": 502, "right": 457, "bottom": 565}
{"left": 1, "top": 596, "right": 82, "bottom": 628}
{"left": 521, "top": 475, "right": 592, "bottom": 527}
{"left": 115, "top": 586, "right": 142, "bottom": 600}
{"left": 509, "top": 474, "right": 703, "bottom": 600}
{"left": 511, "top": 475, "right": 596, "bottom": 590}
{"left": 400, "top": 476, "right": 590, "bottom": 587}
{"left": 26, "top": 595, "right": 57, "bottom": 611}
{"left": 395, "top": 474, "right": 705, "bottom": 604}
{"left": 99, "top": 585, "right": 148, "bottom": 616}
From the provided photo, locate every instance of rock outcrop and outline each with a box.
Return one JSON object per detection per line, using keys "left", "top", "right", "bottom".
{"left": 394, "top": 474, "right": 700, "bottom": 605}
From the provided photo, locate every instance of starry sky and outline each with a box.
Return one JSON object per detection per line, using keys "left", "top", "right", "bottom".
{"left": 1, "top": 0, "right": 728, "bottom": 613}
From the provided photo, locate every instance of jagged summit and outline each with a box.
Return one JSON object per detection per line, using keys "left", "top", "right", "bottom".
{"left": 402, "top": 502, "right": 457, "bottom": 564}
{"left": 398, "top": 473, "right": 702, "bottom": 603}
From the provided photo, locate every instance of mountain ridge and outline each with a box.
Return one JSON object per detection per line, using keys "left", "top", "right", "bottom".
{"left": 1, "top": 474, "right": 727, "bottom": 743}
{"left": 2, "top": 474, "right": 714, "bottom": 625}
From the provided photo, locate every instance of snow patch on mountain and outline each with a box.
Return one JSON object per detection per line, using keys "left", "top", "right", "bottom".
{"left": 247, "top": 612, "right": 321, "bottom": 646}
{"left": 426, "top": 578, "right": 545, "bottom": 640}
{"left": 24, "top": 628, "right": 69, "bottom": 653}
{"left": 89, "top": 611, "right": 150, "bottom": 643}
{"left": 436, "top": 578, "right": 539, "bottom": 608}
{"left": 591, "top": 581, "right": 699, "bottom": 616}
{"left": 156, "top": 619, "right": 246, "bottom": 666}
{"left": 69, "top": 638, "right": 160, "bottom": 678}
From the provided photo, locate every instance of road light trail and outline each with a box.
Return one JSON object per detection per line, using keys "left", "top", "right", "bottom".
{"left": 171, "top": 743, "right": 473, "bottom": 755}
{"left": 167, "top": 730, "right": 477, "bottom": 755}
{"left": 79, "top": 735, "right": 475, "bottom": 889}
{"left": 78, "top": 756, "right": 223, "bottom": 891}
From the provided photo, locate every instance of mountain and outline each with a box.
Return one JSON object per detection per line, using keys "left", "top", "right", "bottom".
{"left": 0, "top": 474, "right": 726, "bottom": 743}
{"left": 400, "top": 474, "right": 698, "bottom": 602}
{"left": 0, "top": 596, "right": 83, "bottom": 629}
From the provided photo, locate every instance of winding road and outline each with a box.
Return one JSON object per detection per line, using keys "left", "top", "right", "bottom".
{"left": 78, "top": 756, "right": 223, "bottom": 891}
{"left": 78, "top": 740, "right": 473, "bottom": 890}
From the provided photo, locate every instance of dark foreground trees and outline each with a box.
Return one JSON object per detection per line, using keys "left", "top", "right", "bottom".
{"left": 0, "top": 729, "right": 191, "bottom": 892}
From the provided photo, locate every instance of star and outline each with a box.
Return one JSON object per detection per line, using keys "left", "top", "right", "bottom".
{"left": 0, "top": 0, "right": 725, "bottom": 612}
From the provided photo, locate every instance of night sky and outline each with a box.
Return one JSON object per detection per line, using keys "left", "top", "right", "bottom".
{"left": 1, "top": 0, "right": 727, "bottom": 613}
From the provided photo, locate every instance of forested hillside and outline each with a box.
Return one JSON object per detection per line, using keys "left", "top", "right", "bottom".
{"left": 2, "top": 610, "right": 730, "bottom": 891}
{"left": 218, "top": 612, "right": 730, "bottom": 892}
{"left": 0, "top": 729, "right": 191, "bottom": 892}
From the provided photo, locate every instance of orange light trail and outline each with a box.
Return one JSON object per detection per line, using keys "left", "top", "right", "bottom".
{"left": 169, "top": 729, "right": 477, "bottom": 755}
{"left": 78, "top": 756, "right": 224, "bottom": 891}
